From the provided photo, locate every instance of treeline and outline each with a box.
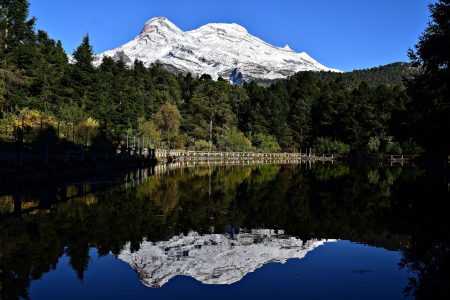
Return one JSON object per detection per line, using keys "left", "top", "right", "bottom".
{"left": 0, "top": 0, "right": 448, "bottom": 159}
{"left": 311, "top": 62, "right": 417, "bottom": 89}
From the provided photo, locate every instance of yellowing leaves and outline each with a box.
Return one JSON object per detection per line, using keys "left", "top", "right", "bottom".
{"left": 12, "top": 108, "right": 57, "bottom": 130}
{"left": 78, "top": 117, "right": 99, "bottom": 129}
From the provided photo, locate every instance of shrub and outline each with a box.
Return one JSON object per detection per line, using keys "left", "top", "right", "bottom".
{"left": 216, "top": 128, "right": 252, "bottom": 152}
{"left": 401, "top": 139, "right": 424, "bottom": 155}
{"left": 251, "top": 133, "right": 281, "bottom": 153}
{"left": 368, "top": 136, "right": 381, "bottom": 153}
{"left": 313, "top": 137, "right": 350, "bottom": 155}
{"left": 193, "top": 139, "right": 212, "bottom": 151}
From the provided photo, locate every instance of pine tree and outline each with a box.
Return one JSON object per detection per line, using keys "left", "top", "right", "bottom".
{"left": 0, "top": 0, "right": 36, "bottom": 56}
{"left": 72, "top": 34, "right": 94, "bottom": 73}
{"left": 66, "top": 34, "right": 96, "bottom": 113}
{"left": 186, "top": 80, "right": 235, "bottom": 149}
{"left": 407, "top": 0, "right": 450, "bottom": 160}
{"left": 0, "top": 0, "right": 36, "bottom": 112}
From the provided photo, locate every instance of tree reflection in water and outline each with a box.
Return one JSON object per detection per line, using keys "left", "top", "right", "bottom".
{"left": 0, "top": 164, "right": 448, "bottom": 299}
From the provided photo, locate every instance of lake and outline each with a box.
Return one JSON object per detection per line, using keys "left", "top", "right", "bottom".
{"left": 0, "top": 163, "right": 449, "bottom": 300}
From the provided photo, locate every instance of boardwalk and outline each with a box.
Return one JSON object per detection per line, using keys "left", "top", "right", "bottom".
{"left": 0, "top": 142, "right": 417, "bottom": 166}
{"left": 122, "top": 147, "right": 418, "bottom": 166}
{"left": 151, "top": 149, "right": 337, "bottom": 163}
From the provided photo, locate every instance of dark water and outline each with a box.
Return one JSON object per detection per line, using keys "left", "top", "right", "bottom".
{"left": 0, "top": 163, "right": 449, "bottom": 300}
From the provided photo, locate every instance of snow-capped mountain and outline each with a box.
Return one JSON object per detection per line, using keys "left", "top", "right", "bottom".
{"left": 95, "top": 17, "right": 340, "bottom": 84}
{"left": 118, "top": 230, "right": 335, "bottom": 287}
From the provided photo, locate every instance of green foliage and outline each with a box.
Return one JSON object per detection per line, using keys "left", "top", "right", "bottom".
{"left": 401, "top": 139, "right": 424, "bottom": 155}
{"left": 384, "top": 136, "right": 402, "bottom": 155}
{"left": 368, "top": 136, "right": 381, "bottom": 153}
{"left": 74, "top": 117, "right": 99, "bottom": 146}
{"left": 368, "top": 134, "right": 409, "bottom": 155}
{"left": 57, "top": 102, "right": 86, "bottom": 124}
{"left": 72, "top": 35, "right": 94, "bottom": 72}
{"left": 0, "top": 113, "right": 13, "bottom": 141}
{"left": 184, "top": 80, "right": 236, "bottom": 146}
{"left": 0, "top": 71, "right": 4, "bottom": 113}
{"left": 406, "top": 0, "right": 450, "bottom": 160}
{"left": 216, "top": 128, "right": 252, "bottom": 152}
{"left": 251, "top": 133, "right": 281, "bottom": 153}
{"left": 153, "top": 101, "right": 181, "bottom": 147}
{"left": 137, "top": 117, "right": 160, "bottom": 147}
{"left": 193, "top": 139, "right": 212, "bottom": 151}
{"left": 313, "top": 137, "right": 350, "bottom": 155}
{"left": 311, "top": 62, "right": 417, "bottom": 89}
{"left": 1, "top": 0, "right": 36, "bottom": 56}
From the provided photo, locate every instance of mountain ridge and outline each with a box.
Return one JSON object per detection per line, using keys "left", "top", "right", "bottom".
{"left": 94, "top": 17, "right": 340, "bottom": 84}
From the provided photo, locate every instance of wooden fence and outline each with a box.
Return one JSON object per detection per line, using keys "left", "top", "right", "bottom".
{"left": 0, "top": 141, "right": 419, "bottom": 166}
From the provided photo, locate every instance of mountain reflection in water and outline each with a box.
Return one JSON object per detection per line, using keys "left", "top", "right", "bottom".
{"left": 0, "top": 163, "right": 449, "bottom": 300}
{"left": 119, "top": 230, "right": 334, "bottom": 287}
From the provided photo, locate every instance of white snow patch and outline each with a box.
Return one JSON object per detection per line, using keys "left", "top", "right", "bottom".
{"left": 94, "top": 17, "right": 342, "bottom": 82}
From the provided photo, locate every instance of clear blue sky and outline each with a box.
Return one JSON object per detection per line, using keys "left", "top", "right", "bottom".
{"left": 29, "top": 0, "right": 431, "bottom": 71}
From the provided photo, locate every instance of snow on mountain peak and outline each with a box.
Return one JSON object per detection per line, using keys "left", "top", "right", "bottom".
{"left": 95, "top": 17, "right": 341, "bottom": 83}
{"left": 141, "top": 16, "right": 182, "bottom": 34}
{"left": 194, "top": 22, "right": 248, "bottom": 34}
{"left": 144, "top": 16, "right": 168, "bottom": 26}
{"left": 283, "top": 44, "right": 293, "bottom": 51}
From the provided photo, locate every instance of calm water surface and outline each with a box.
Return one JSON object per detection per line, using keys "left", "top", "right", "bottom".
{"left": 0, "top": 163, "right": 449, "bottom": 300}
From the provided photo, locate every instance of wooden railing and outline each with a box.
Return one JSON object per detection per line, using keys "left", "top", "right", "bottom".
{"left": 151, "top": 149, "right": 339, "bottom": 162}
{"left": 0, "top": 141, "right": 419, "bottom": 166}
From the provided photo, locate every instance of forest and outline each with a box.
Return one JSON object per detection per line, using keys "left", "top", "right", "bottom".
{"left": 0, "top": 0, "right": 449, "bottom": 160}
